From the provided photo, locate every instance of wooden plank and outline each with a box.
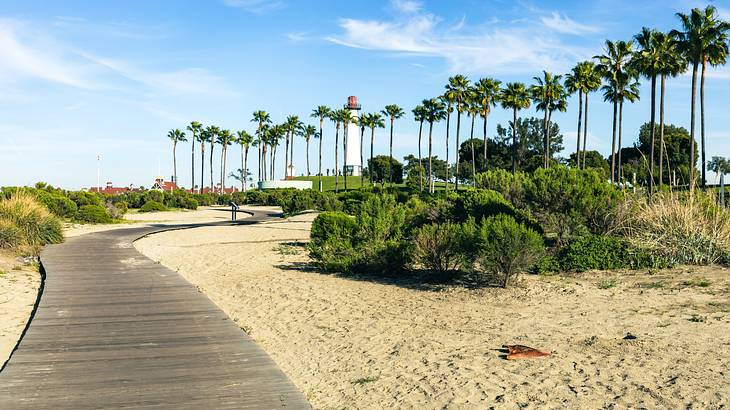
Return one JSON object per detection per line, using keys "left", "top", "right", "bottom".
{"left": 0, "top": 209, "right": 310, "bottom": 409}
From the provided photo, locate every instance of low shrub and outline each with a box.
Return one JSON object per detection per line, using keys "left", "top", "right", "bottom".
{"left": 67, "top": 191, "right": 103, "bottom": 207}
{"left": 0, "top": 191, "right": 63, "bottom": 252}
{"left": 115, "top": 201, "right": 129, "bottom": 215}
{"left": 411, "top": 221, "right": 473, "bottom": 275}
{"left": 308, "top": 211, "right": 359, "bottom": 272}
{"left": 473, "top": 214, "right": 543, "bottom": 287}
{"left": 557, "top": 235, "right": 659, "bottom": 272}
{"left": 0, "top": 220, "right": 22, "bottom": 249}
{"left": 36, "top": 191, "right": 78, "bottom": 218}
{"left": 139, "top": 201, "right": 168, "bottom": 213}
{"left": 532, "top": 254, "right": 561, "bottom": 275}
{"left": 75, "top": 205, "right": 113, "bottom": 223}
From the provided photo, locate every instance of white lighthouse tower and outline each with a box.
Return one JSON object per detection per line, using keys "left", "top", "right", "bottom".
{"left": 344, "top": 96, "right": 362, "bottom": 176}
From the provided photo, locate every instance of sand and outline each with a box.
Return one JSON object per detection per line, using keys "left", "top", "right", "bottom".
{"left": 135, "top": 211, "right": 730, "bottom": 409}
{"left": 0, "top": 252, "right": 40, "bottom": 366}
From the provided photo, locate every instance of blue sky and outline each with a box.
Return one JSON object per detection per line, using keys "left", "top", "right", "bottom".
{"left": 1, "top": 0, "right": 729, "bottom": 189}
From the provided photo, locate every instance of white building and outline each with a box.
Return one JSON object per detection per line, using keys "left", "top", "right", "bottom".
{"left": 344, "top": 96, "right": 362, "bottom": 176}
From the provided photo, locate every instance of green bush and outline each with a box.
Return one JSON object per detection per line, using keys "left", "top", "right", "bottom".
{"left": 139, "top": 201, "right": 168, "bottom": 213}
{"left": 557, "top": 235, "right": 661, "bottom": 272}
{"left": 411, "top": 221, "right": 474, "bottom": 275}
{"left": 308, "top": 211, "right": 359, "bottom": 272}
{"left": 115, "top": 201, "right": 129, "bottom": 215}
{"left": 0, "top": 191, "right": 63, "bottom": 253}
{"left": 474, "top": 169, "right": 528, "bottom": 208}
{"left": 36, "top": 191, "right": 78, "bottom": 218}
{"left": 473, "top": 214, "right": 544, "bottom": 287}
{"left": 0, "top": 220, "right": 23, "bottom": 249}
{"left": 532, "top": 254, "right": 561, "bottom": 275}
{"left": 75, "top": 205, "right": 113, "bottom": 223}
{"left": 144, "top": 190, "right": 164, "bottom": 204}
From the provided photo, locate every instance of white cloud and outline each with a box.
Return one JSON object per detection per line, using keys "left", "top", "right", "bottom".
{"left": 391, "top": 0, "right": 422, "bottom": 14}
{"left": 540, "top": 12, "right": 599, "bottom": 35}
{"left": 286, "top": 31, "right": 309, "bottom": 42}
{"left": 222, "top": 0, "right": 284, "bottom": 14}
{"left": 326, "top": 9, "right": 592, "bottom": 75}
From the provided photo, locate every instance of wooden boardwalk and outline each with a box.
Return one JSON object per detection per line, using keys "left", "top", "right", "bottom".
{"left": 0, "top": 209, "right": 310, "bottom": 409}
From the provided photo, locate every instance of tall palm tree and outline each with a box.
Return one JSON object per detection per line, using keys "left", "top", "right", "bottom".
{"left": 167, "top": 129, "right": 186, "bottom": 187}
{"left": 473, "top": 78, "right": 502, "bottom": 167}
{"left": 340, "top": 109, "right": 356, "bottom": 191}
{"left": 237, "top": 130, "right": 253, "bottom": 192}
{"left": 422, "top": 98, "right": 447, "bottom": 193}
{"left": 358, "top": 114, "right": 369, "bottom": 188}
{"left": 330, "top": 109, "right": 345, "bottom": 193}
{"left": 672, "top": 6, "right": 730, "bottom": 190}
{"left": 656, "top": 32, "right": 687, "bottom": 186}
{"left": 380, "top": 104, "right": 405, "bottom": 185}
{"left": 311, "top": 106, "right": 332, "bottom": 192}
{"left": 633, "top": 27, "right": 663, "bottom": 194}
{"left": 595, "top": 39, "right": 634, "bottom": 183}
{"left": 251, "top": 111, "right": 271, "bottom": 182}
{"left": 218, "top": 129, "right": 233, "bottom": 191}
{"left": 187, "top": 121, "right": 202, "bottom": 191}
{"left": 283, "top": 115, "right": 300, "bottom": 179}
{"left": 602, "top": 71, "right": 640, "bottom": 183}
{"left": 411, "top": 105, "right": 427, "bottom": 191}
{"left": 302, "top": 125, "right": 317, "bottom": 177}
{"left": 206, "top": 125, "right": 220, "bottom": 191}
{"left": 364, "top": 113, "right": 385, "bottom": 187}
{"left": 198, "top": 126, "right": 210, "bottom": 194}
{"left": 565, "top": 62, "right": 601, "bottom": 169}
{"left": 445, "top": 75, "right": 470, "bottom": 190}
{"left": 500, "top": 82, "right": 531, "bottom": 174}
{"left": 464, "top": 89, "right": 480, "bottom": 184}
{"left": 530, "top": 71, "right": 568, "bottom": 169}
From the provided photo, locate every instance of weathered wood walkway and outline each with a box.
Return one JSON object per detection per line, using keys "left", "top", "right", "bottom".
{"left": 0, "top": 209, "right": 310, "bottom": 409}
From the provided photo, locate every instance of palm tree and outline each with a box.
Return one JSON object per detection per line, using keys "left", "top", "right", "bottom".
{"left": 672, "top": 6, "right": 730, "bottom": 190}
{"left": 340, "top": 109, "right": 356, "bottom": 191}
{"left": 284, "top": 115, "right": 300, "bottom": 179}
{"left": 364, "top": 113, "right": 385, "bottom": 187}
{"left": 330, "top": 109, "right": 345, "bottom": 193}
{"left": 206, "top": 125, "right": 220, "bottom": 191}
{"left": 167, "top": 129, "right": 186, "bottom": 187}
{"left": 411, "top": 105, "right": 427, "bottom": 191}
{"left": 302, "top": 125, "right": 317, "bottom": 177}
{"left": 422, "top": 98, "right": 447, "bottom": 193}
{"left": 500, "top": 82, "right": 531, "bottom": 174}
{"left": 199, "top": 127, "right": 209, "bottom": 194}
{"left": 311, "top": 106, "right": 332, "bottom": 192}
{"left": 595, "top": 39, "right": 634, "bottom": 183}
{"left": 464, "top": 89, "right": 480, "bottom": 184}
{"left": 564, "top": 62, "right": 601, "bottom": 169}
{"left": 187, "top": 121, "right": 202, "bottom": 191}
{"left": 380, "top": 104, "right": 405, "bottom": 185}
{"left": 237, "top": 130, "right": 253, "bottom": 192}
{"left": 656, "top": 32, "right": 687, "bottom": 186}
{"left": 530, "top": 71, "right": 568, "bottom": 169}
{"left": 445, "top": 75, "right": 470, "bottom": 190}
{"left": 633, "top": 27, "right": 663, "bottom": 194}
{"left": 473, "top": 78, "right": 502, "bottom": 167}
{"left": 602, "top": 71, "right": 640, "bottom": 183}
{"left": 251, "top": 111, "right": 271, "bottom": 181}
{"left": 218, "top": 129, "right": 233, "bottom": 191}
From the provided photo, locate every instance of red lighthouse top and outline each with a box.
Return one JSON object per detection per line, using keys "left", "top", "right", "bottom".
{"left": 345, "top": 96, "right": 361, "bottom": 110}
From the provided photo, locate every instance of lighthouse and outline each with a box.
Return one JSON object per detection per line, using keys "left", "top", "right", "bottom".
{"left": 344, "top": 96, "right": 362, "bottom": 176}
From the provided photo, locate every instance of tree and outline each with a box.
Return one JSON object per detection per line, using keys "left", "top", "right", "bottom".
{"left": 671, "top": 6, "right": 730, "bottom": 192}
{"left": 473, "top": 78, "right": 502, "bottom": 168}
{"left": 311, "top": 106, "right": 332, "bottom": 192}
{"left": 236, "top": 130, "right": 253, "bottom": 192}
{"left": 284, "top": 115, "right": 300, "bottom": 179}
{"left": 708, "top": 156, "right": 730, "bottom": 182}
{"left": 601, "top": 71, "right": 640, "bottom": 183}
{"left": 363, "top": 113, "right": 385, "bottom": 187}
{"left": 302, "top": 125, "right": 317, "bottom": 177}
{"left": 251, "top": 111, "right": 271, "bottom": 181}
{"left": 564, "top": 62, "right": 601, "bottom": 169}
{"left": 340, "top": 109, "right": 356, "bottom": 191}
{"left": 167, "top": 129, "right": 187, "bottom": 187}
{"left": 411, "top": 105, "right": 427, "bottom": 192}
{"left": 368, "top": 155, "right": 403, "bottom": 184}
{"left": 381, "top": 104, "right": 405, "bottom": 185}
{"left": 445, "top": 75, "right": 470, "bottom": 190}
{"left": 330, "top": 109, "right": 345, "bottom": 193}
{"left": 568, "top": 150, "right": 609, "bottom": 179}
{"left": 530, "top": 71, "right": 568, "bottom": 169}
{"left": 206, "top": 125, "right": 220, "bottom": 190}
{"left": 595, "top": 39, "right": 634, "bottom": 183}
{"left": 218, "top": 129, "right": 233, "bottom": 190}
{"left": 500, "top": 82, "right": 531, "bottom": 174}
{"left": 198, "top": 126, "right": 210, "bottom": 194}
{"left": 422, "top": 98, "right": 447, "bottom": 193}
{"left": 494, "top": 117, "right": 565, "bottom": 172}
{"left": 187, "top": 121, "right": 202, "bottom": 191}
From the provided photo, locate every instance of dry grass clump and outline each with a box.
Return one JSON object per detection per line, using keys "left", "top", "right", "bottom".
{"left": 0, "top": 190, "right": 63, "bottom": 255}
{"left": 622, "top": 192, "right": 730, "bottom": 265}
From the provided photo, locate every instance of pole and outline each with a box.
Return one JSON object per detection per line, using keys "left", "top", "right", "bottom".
{"left": 721, "top": 173, "right": 725, "bottom": 208}
{"left": 97, "top": 154, "right": 101, "bottom": 191}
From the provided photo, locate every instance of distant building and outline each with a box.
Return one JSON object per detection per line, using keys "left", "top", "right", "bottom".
{"left": 344, "top": 96, "right": 362, "bottom": 176}
{"left": 89, "top": 181, "right": 138, "bottom": 195}
{"left": 151, "top": 177, "right": 178, "bottom": 192}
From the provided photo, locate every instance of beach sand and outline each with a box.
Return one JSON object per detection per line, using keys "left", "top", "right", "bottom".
{"left": 135, "top": 211, "right": 730, "bottom": 409}
{"left": 0, "top": 252, "right": 40, "bottom": 366}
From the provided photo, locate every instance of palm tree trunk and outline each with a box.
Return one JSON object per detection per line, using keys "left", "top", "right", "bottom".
{"left": 306, "top": 138, "right": 311, "bottom": 177}
{"left": 582, "top": 94, "right": 589, "bottom": 169}
{"left": 191, "top": 134, "right": 195, "bottom": 192}
{"left": 241, "top": 145, "right": 246, "bottom": 192}
{"left": 344, "top": 122, "right": 348, "bottom": 191}
{"left": 370, "top": 127, "right": 375, "bottom": 186}
{"left": 483, "top": 110, "right": 488, "bottom": 164}
{"left": 388, "top": 119, "right": 394, "bottom": 185}
{"left": 359, "top": 126, "right": 364, "bottom": 189}
{"left": 200, "top": 143, "right": 205, "bottom": 194}
{"left": 649, "top": 74, "right": 657, "bottom": 196}
{"left": 318, "top": 119, "right": 324, "bottom": 192}
{"left": 209, "top": 141, "right": 215, "bottom": 191}
{"left": 659, "top": 74, "right": 666, "bottom": 188}
{"left": 543, "top": 108, "right": 549, "bottom": 169}
{"left": 290, "top": 131, "right": 294, "bottom": 178}
{"left": 618, "top": 100, "right": 624, "bottom": 184}
{"left": 172, "top": 141, "right": 177, "bottom": 187}
{"left": 455, "top": 106, "right": 461, "bottom": 191}
{"left": 335, "top": 126, "right": 340, "bottom": 193}
{"left": 470, "top": 113, "right": 476, "bottom": 186}
{"left": 284, "top": 132, "right": 290, "bottom": 179}
{"left": 220, "top": 148, "right": 225, "bottom": 190}
{"left": 689, "top": 61, "right": 699, "bottom": 195}
{"left": 576, "top": 90, "right": 583, "bottom": 168}
{"left": 511, "top": 108, "right": 518, "bottom": 174}
{"left": 271, "top": 145, "right": 275, "bottom": 180}
{"left": 610, "top": 101, "right": 618, "bottom": 183}
{"left": 257, "top": 139, "right": 261, "bottom": 182}
{"left": 547, "top": 111, "right": 553, "bottom": 168}
{"left": 444, "top": 108, "right": 451, "bottom": 192}
{"left": 700, "top": 56, "right": 707, "bottom": 188}
{"left": 417, "top": 121, "right": 423, "bottom": 192}
{"left": 428, "top": 121, "right": 434, "bottom": 193}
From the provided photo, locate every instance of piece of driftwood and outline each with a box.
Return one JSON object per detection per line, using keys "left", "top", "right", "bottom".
{"left": 502, "top": 344, "right": 551, "bottom": 360}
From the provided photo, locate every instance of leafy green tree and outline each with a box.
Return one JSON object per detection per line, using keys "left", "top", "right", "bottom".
{"left": 368, "top": 155, "right": 403, "bottom": 184}
{"left": 381, "top": 104, "right": 405, "bottom": 185}
{"left": 187, "top": 121, "right": 202, "bottom": 190}
{"left": 530, "top": 71, "right": 568, "bottom": 169}
{"left": 568, "top": 150, "right": 609, "bottom": 178}
{"left": 494, "top": 117, "right": 564, "bottom": 172}
{"left": 311, "top": 106, "right": 332, "bottom": 192}
{"left": 500, "top": 82, "right": 531, "bottom": 174}
{"left": 167, "top": 129, "right": 187, "bottom": 187}
{"left": 708, "top": 156, "right": 730, "bottom": 182}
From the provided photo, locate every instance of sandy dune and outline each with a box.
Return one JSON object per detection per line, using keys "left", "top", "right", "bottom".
{"left": 0, "top": 252, "right": 40, "bottom": 366}
{"left": 135, "top": 212, "right": 730, "bottom": 409}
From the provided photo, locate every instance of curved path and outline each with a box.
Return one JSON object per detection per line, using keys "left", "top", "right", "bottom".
{"left": 0, "top": 209, "right": 310, "bottom": 409}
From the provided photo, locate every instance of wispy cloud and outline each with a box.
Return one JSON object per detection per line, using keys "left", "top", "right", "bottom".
{"left": 286, "top": 31, "right": 309, "bottom": 42}
{"left": 325, "top": 6, "right": 593, "bottom": 74}
{"left": 222, "top": 0, "right": 284, "bottom": 14}
{"left": 391, "top": 0, "right": 422, "bottom": 14}
{"left": 540, "top": 12, "right": 599, "bottom": 35}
